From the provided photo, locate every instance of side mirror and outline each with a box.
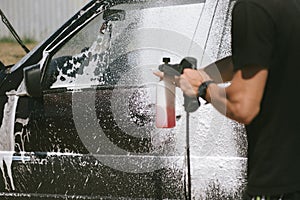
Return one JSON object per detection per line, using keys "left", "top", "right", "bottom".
{"left": 24, "top": 64, "right": 42, "bottom": 97}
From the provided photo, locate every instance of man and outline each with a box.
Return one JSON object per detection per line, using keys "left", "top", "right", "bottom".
{"left": 158, "top": 0, "right": 300, "bottom": 199}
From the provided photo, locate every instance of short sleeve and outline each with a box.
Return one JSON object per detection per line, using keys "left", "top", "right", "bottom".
{"left": 231, "top": 1, "right": 275, "bottom": 71}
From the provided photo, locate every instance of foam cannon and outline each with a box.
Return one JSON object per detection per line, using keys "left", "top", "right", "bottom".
{"left": 156, "top": 57, "right": 200, "bottom": 128}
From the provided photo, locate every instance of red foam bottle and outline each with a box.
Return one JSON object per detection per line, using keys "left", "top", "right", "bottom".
{"left": 156, "top": 75, "right": 176, "bottom": 128}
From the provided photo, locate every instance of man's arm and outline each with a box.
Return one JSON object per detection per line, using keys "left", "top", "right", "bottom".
{"left": 203, "top": 56, "right": 234, "bottom": 83}
{"left": 179, "top": 66, "right": 268, "bottom": 124}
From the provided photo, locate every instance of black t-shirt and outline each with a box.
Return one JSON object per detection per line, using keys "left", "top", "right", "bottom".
{"left": 232, "top": 0, "right": 300, "bottom": 195}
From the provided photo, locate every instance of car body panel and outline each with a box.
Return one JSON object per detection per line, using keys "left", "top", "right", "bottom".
{"left": 0, "top": 0, "right": 247, "bottom": 199}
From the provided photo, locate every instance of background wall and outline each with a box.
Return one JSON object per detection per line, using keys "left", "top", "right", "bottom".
{"left": 0, "top": 0, "right": 90, "bottom": 41}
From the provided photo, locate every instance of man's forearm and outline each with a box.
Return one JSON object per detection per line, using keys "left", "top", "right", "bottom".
{"left": 204, "top": 66, "right": 267, "bottom": 125}
{"left": 203, "top": 56, "right": 234, "bottom": 83}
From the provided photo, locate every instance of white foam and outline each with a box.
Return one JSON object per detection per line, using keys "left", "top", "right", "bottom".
{"left": 0, "top": 90, "right": 19, "bottom": 191}
{"left": 15, "top": 118, "right": 29, "bottom": 163}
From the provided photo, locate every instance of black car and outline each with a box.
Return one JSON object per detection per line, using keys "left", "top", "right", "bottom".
{"left": 0, "top": 0, "right": 246, "bottom": 199}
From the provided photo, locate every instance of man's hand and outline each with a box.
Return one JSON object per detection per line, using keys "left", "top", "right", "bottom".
{"left": 153, "top": 71, "right": 164, "bottom": 80}
{"left": 178, "top": 69, "right": 212, "bottom": 97}
{"left": 154, "top": 69, "right": 212, "bottom": 97}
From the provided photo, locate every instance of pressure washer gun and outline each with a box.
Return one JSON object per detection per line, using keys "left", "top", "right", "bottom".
{"left": 156, "top": 57, "right": 200, "bottom": 128}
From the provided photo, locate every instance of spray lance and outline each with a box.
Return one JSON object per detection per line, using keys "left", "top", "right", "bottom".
{"left": 156, "top": 57, "right": 201, "bottom": 200}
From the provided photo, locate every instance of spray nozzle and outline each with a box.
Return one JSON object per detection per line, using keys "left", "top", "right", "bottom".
{"left": 159, "top": 57, "right": 198, "bottom": 76}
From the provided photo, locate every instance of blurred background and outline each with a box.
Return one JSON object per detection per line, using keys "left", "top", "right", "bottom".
{"left": 0, "top": 0, "right": 90, "bottom": 65}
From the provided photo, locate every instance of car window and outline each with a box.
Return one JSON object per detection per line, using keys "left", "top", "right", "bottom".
{"left": 42, "top": 12, "right": 109, "bottom": 89}
{"left": 42, "top": 5, "right": 146, "bottom": 90}
{"left": 42, "top": 1, "right": 230, "bottom": 91}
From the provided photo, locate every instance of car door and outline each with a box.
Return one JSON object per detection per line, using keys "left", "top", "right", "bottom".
{"left": 22, "top": 4, "right": 183, "bottom": 199}
{"left": 39, "top": 7, "right": 154, "bottom": 151}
